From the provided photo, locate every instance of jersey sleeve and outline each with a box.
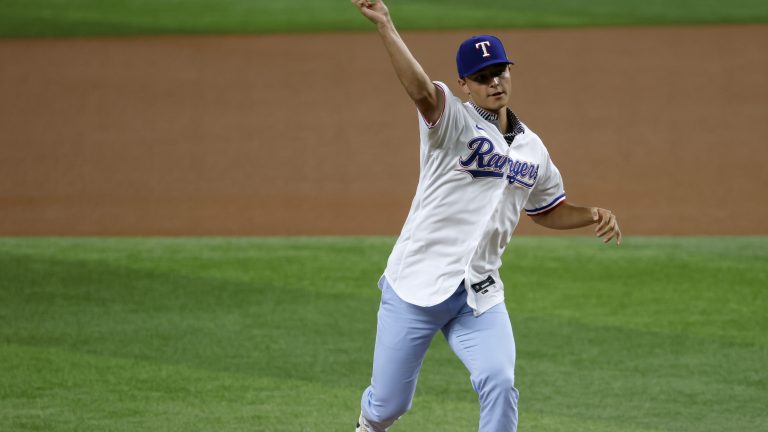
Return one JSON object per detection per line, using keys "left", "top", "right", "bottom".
{"left": 524, "top": 153, "right": 566, "bottom": 215}
{"left": 418, "top": 81, "right": 466, "bottom": 149}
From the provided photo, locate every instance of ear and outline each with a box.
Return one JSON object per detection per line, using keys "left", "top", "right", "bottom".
{"left": 457, "top": 78, "right": 470, "bottom": 96}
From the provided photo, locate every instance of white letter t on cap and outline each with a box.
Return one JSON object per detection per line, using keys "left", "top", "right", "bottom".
{"left": 475, "top": 41, "right": 491, "bottom": 57}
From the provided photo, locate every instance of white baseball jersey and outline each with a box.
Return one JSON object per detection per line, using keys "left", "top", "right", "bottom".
{"left": 381, "top": 81, "right": 566, "bottom": 316}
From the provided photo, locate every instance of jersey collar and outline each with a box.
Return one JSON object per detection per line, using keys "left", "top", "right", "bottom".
{"left": 470, "top": 102, "right": 525, "bottom": 144}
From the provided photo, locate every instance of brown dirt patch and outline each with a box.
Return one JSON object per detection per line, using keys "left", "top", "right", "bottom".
{"left": 1, "top": 26, "right": 766, "bottom": 235}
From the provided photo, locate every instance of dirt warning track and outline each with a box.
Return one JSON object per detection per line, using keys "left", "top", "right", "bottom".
{"left": 1, "top": 26, "right": 766, "bottom": 235}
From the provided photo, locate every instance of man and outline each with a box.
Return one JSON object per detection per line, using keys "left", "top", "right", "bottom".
{"left": 351, "top": 1, "right": 621, "bottom": 431}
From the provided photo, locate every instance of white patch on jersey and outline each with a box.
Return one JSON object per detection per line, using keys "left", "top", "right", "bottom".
{"left": 382, "top": 81, "right": 565, "bottom": 316}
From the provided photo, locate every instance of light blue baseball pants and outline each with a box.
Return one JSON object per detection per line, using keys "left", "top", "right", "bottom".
{"left": 360, "top": 277, "right": 519, "bottom": 431}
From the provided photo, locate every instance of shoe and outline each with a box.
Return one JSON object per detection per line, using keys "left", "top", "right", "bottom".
{"left": 356, "top": 412, "right": 371, "bottom": 432}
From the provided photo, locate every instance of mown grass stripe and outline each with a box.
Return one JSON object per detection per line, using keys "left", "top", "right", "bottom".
{"left": 0, "top": 237, "right": 766, "bottom": 431}
{"left": 1, "top": 0, "right": 768, "bottom": 38}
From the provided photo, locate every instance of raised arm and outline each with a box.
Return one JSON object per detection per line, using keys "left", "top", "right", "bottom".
{"left": 352, "top": 0, "right": 443, "bottom": 125}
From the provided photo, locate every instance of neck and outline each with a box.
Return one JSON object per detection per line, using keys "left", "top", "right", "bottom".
{"left": 495, "top": 108, "right": 508, "bottom": 134}
{"left": 472, "top": 101, "right": 509, "bottom": 133}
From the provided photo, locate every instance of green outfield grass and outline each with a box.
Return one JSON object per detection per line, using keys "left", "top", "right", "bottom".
{"left": 0, "top": 237, "right": 766, "bottom": 431}
{"left": 2, "top": 0, "right": 768, "bottom": 38}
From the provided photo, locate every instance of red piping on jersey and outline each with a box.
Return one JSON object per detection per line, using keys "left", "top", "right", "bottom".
{"left": 420, "top": 82, "right": 447, "bottom": 129}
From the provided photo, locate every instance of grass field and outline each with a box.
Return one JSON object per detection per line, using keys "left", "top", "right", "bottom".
{"left": 2, "top": 0, "right": 768, "bottom": 38}
{"left": 0, "top": 237, "right": 766, "bottom": 431}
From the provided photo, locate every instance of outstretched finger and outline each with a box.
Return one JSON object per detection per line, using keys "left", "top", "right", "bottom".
{"left": 596, "top": 215, "right": 615, "bottom": 237}
{"left": 596, "top": 210, "right": 613, "bottom": 232}
{"left": 602, "top": 229, "right": 617, "bottom": 244}
{"left": 595, "top": 214, "right": 607, "bottom": 233}
{"left": 601, "top": 222, "right": 620, "bottom": 243}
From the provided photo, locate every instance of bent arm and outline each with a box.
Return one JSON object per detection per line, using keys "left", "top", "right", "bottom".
{"left": 530, "top": 202, "right": 622, "bottom": 245}
{"left": 352, "top": 0, "right": 442, "bottom": 124}
{"left": 529, "top": 202, "right": 592, "bottom": 230}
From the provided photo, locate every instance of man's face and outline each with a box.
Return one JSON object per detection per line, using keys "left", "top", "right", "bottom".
{"left": 459, "top": 64, "right": 512, "bottom": 112}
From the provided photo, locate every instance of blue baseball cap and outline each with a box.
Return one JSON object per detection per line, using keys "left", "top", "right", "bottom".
{"left": 456, "top": 35, "right": 514, "bottom": 78}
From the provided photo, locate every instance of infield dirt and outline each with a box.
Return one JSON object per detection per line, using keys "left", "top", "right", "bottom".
{"left": 1, "top": 26, "right": 766, "bottom": 235}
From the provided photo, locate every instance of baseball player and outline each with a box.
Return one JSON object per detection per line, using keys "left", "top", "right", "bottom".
{"left": 351, "top": 1, "right": 621, "bottom": 431}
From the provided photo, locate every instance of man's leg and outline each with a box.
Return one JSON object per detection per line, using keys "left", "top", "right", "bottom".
{"left": 442, "top": 301, "right": 519, "bottom": 432}
{"left": 360, "top": 280, "right": 446, "bottom": 431}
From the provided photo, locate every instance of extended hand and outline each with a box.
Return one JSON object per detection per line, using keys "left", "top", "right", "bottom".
{"left": 352, "top": 0, "right": 390, "bottom": 26}
{"left": 591, "top": 207, "right": 622, "bottom": 245}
